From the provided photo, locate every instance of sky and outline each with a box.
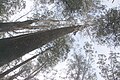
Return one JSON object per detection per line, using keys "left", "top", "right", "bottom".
{"left": 8, "top": 0, "right": 120, "bottom": 80}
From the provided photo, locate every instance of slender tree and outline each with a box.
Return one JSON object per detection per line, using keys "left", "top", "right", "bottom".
{"left": 0, "top": 48, "right": 51, "bottom": 78}
{"left": 0, "top": 25, "right": 79, "bottom": 67}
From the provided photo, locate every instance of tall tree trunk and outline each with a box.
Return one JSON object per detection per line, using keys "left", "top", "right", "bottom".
{"left": 0, "top": 20, "right": 36, "bottom": 32}
{"left": 0, "top": 19, "right": 64, "bottom": 32}
{"left": 0, "top": 48, "right": 51, "bottom": 78}
{"left": 0, "top": 26, "right": 78, "bottom": 67}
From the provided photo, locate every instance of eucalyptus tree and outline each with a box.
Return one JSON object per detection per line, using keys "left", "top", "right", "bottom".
{"left": 0, "top": 25, "right": 79, "bottom": 67}
{"left": 5, "top": 36, "right": 72, "bottom": 80}
{"left": 0, "top": 0, "right": 104, "bottom": 79}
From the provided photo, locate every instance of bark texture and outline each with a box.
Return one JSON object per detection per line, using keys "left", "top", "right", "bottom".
{"left": 0, "top": 20, "right": 36, "bottom": 32}
{"left": 0, "top": 48, "right": 51, "bottom": 78}
{"left": 0, "top": 26, "right": 78, "bottom": 67}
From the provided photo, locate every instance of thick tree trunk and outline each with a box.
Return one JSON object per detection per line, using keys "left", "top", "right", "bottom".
{"left": 0, "top": 26, "right": 78, "bottom": 67}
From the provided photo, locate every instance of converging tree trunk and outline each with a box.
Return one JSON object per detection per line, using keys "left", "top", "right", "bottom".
{"left": 0, "top": 19, "right": 63, "bottom": 32}
{"left": 0, "top": 48, "right": 51, "bottom": 78}
{"left": 0, "top": 26, "right": 78, "bottom": 67}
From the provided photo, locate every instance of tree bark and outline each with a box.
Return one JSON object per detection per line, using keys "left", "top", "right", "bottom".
{"left": 0, "top": 26, "right": 78, "bottom": 67}
{"left": 0, "top": 20, "right": 36, "bottom": 32}
{"left": 0, "top": 48, "right": 51, "bottom": 78}
{"left": 0, "top": 19, "right": 64, "bottom": 32}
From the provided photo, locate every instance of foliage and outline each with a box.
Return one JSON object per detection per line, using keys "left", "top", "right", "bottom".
{"left": 31, "top": 0, "right": 103, "bottom": 25}
{"left": 65, "top": 42, "right": 96, "bottom": 80}
{"left": 37, "top": 36, "right": 71, "bottom": 70}
{"left": 92, "top": 8, "right": 120, "bottom": 46}
{"left": 1, "top": 0, "right": 118, "bottom": 80}
{"left": 40, "top": 42, "right": 97, "bottom": 80}
{"left": 0, "top": 0, "right": 26, "bottom": 21}
{"left": 60, "top": 0, "right": 100, "bottom": 13}
{"left": 97, "top": 52, "right": 120, "bottom": 80}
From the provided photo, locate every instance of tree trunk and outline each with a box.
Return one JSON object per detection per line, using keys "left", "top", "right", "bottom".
{"left": 0, "top": 26, "right": 78, "bottom": 67}
{"left": 0, "top": 19, "right": 64, "bottom": 32}
{"left": 0, "top": 20, "right": 36, "bottom": 32}
{"left": 0, "top": 48, "right": 51, "bottom": 78}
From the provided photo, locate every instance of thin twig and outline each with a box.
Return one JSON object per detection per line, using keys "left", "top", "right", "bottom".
{"left": 15, "top": 8, "right": 34, "bottom": 21}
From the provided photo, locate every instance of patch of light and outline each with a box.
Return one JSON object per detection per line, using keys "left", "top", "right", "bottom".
{"left": 101, "top": 0, "right": 120, "bottom": 9}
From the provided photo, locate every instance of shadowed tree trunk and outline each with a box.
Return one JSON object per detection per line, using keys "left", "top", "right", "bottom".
{"left": 0, "top": 19, "right": 63, "bottom": 32}
{"left": 0, "top": 26, "right": 78, "bottom": 67}
{"left": 0, "top": 20, "right": 37, "bottom": 32}
{"left": 0, "top": 48, "right": 51, "bottom": 78}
